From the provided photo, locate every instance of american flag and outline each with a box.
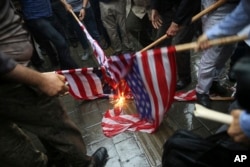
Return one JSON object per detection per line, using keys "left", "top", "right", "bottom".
{"left": 57, "top": 18, "right": 177, "bottom": 137}
{"left": 77, "top": 21, "right": 108, "bottom": 66}
{"left": 174, "top": 89, "right": 197, "bottom": 101}
{"left": 56, "top": 67, "right": 111, "bottom": 100}
{"left": 55, "top": 20, "right": 117, "bottom": 100}
{"left": 102, "top": 46, "right": 177, "bottom": 137}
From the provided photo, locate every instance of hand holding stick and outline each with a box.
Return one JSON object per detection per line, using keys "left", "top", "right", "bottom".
{"left": 140, "top": 0, "right": 227, "bottom": 51}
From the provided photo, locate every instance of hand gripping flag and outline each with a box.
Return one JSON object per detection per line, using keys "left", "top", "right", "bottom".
{"left": 102, "top": 46, "right": 177, "bottom": 137}
{"left": 57, "top": 67, "right": 111, "bottom": 100}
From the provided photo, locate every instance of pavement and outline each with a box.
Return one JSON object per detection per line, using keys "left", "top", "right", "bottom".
{"left": 34, "top": 40, "right": 235, "bottom": 167}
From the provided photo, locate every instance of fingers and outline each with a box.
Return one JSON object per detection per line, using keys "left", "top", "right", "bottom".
{"left": 166, "top": 30, "right": 176, "bottom": 37}
{"left": 39, "top": 73, "right": 69, "bottom": 96}
{"left": 194, "top": 34, "right": 210, "bottom": 52}
{"left": 152, "top": 20, "right": 162, "bottom": 29}
{"left": 57, "top": 74, "right": 69, "bottom": 94}
{"left": 59, "top": 84, "right": 69, "bottom": 96}
{"left": 57, "top": 74, "right": 66, "bottom": 82}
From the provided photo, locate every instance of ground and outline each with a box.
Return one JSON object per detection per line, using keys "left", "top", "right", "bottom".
{"left": 32, "top": 40, "right": 235, "bottom": 167}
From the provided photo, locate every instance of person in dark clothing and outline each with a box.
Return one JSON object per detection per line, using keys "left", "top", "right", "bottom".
{"left": 19, "top": 0, "right": 79, "bottom": 70}
{"left": 151, "top": 0, "right": 201, "bottom": 91}
{"left": 126, "top": 0, "right": 153, "bottom": 49}
{"left": 0, "top": 0, "right": 108, "bottom": 166}
{"left": 90, "top": 0, "right": 111, "bottom": 48}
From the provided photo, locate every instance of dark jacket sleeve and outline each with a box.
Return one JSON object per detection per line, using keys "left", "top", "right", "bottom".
{"left": 151, "top": 0, "right": 158, "bottom": 9}
{"left": 150, "top": 0, "right": 174, "bottom": 13}
{"left": 0, "top": 51, "right": 17, "bottom": 76}
{"left": 173, "top": 0, "right": 201, "bottom": 25}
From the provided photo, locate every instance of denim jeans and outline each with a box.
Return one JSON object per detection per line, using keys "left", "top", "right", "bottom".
{"left": 68, "top": 6, "right": 101, "bottom": 50}
{"left": 90, "top": 0, "right": 111, "bottom": 45}
{"left": 26, "top": 16, "right": 79, "bottom": 70}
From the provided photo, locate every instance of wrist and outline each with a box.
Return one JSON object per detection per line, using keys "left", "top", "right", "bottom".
{"left": 81, "top": 6, "right": 86, "bottom": 10}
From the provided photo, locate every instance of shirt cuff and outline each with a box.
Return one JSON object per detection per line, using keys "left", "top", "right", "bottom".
{"left": 239, "top": 111, "right": 250, "bottom": 138}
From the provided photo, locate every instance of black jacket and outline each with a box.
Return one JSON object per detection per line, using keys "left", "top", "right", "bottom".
{"left": 151, "top": 0, "right": 201, "bottom": 26}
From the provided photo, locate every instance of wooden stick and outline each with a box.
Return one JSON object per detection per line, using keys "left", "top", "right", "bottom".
{"left": 194, "top": 104, "right": 232, "bottom": 124}
{"left": 140, "top": 34, "right": 168, "bottom": 52}
{"left": 140, "top": 0, "right": 227, "bottom": 52}
{"left": 191, "top": 0, "right": 227, "bottom": 22}
{"left": 70, "top": 10, "right": 80, "bottom": 23}
{"left": 175, "top": 35, "right": 248, "bottom": 52}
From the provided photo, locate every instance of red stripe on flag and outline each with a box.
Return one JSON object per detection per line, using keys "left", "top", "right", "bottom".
{"left": 140, "top": 50, "right": 160, "bottom": 128}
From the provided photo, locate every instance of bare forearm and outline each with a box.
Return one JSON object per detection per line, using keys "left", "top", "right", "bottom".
{"left": 82, "top": 0, "right": 88, "bottom": 8}
{"left": 4, "top": 64, "right": 46, "bottom": 87}
{"left": 3, "top": 64, "right": 69, "bottom": 96}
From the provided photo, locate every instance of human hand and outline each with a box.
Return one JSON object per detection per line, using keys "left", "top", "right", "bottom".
{"left": 151, "top": 9, "right": 162, "bottom": 29}
{"left": 79, "top": 8, "right": 86, "bottom": 21}
{"left": 166, "top": 22, "right": 180, "bottom": 37}
{"left": 227, "top": 109, "right": 250, "bottom": 144}
{"left": 194, "top": 34, "right": 210, "bottom": 52}
{"left": 38, "top": 72, "right": 69, "bottom": 96}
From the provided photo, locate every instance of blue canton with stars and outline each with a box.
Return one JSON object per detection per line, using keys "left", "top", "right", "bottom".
{"left": 125, "top": 58, "right": 153, "bottom": 121}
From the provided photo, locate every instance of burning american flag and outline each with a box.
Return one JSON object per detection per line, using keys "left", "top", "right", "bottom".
{"left": 102, "top": 46, "right": 177, "bottom": 137}
{"left": 56, "top": 18, "right": 177, "bottom": 137}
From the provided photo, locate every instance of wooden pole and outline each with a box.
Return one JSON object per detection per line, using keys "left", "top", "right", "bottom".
{"left": 69, "top": 10, "right": 81, "bottom": 22}
{"left": 140, "top": 34, "right": 168, "bottom": 52}
{"left": 174, "top": 35, "right": 248, "bottom": 52}
{"left": 140, "top": 0, "right": 227, "bottom": 52}
{"left": 191, "top": 0, "right": 227, "bottom": 22}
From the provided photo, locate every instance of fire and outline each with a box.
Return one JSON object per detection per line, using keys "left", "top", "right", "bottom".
{"left": 114, "top": 93, "right": 125, "bottom": 108}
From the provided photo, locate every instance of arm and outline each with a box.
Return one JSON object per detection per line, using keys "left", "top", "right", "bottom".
{"left": 206, "top": 0, "right": 250, "bottom": 39}
{"left": 79, "top": 0, "right": 89, "bottom": 20}
{"left": 173, "top": 0, "right": 200, "bottom": 26}
{"left": 0, "top": 52, "right": 68, "bottom": 96}
{"left": 150, "top": 0, "right": 162, "bottom": 29}
{"left": 166, "top": 0, "right": 200, "bottom": 36}
{"left": 196, "top": 0, "right": 250, "bottom": 50}
{"left": 0, "top": 52, "right": 17, "bottom": 75}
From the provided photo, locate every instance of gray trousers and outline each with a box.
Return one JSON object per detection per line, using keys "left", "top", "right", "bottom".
{"left": 0, "top": 84, "right": 93, "bottom": 167}
{"left": 196, "top": 0, "right": 238, "bottom": 94}
{"left": 100, "top": 0, "right": 133, "bottom": 53}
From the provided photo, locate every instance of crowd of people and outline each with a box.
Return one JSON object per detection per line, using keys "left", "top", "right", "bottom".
{"left": 1, "top": 0, "right": 250, "bottom": 166}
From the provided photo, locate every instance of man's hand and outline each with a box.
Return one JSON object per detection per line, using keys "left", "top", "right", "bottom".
{"left": 151, "top": 9, "right": 162, "bottom": 29}
{"left": 166, "top": 22, "right": 180, "bottom": 37}
{"left": 194, "top": 34, "right": 210, "bottom": 52}
{"left": 228, "top": 109, "right": 249, "bottom": 143}
{"left": 4, "top": 64, "right": 69, "bottom": 97}
{"left": 79, "top": 8, "right": 86, "bottom": 21}
{"left": 38, "top": 72, "right": 69, "bottom": 97}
